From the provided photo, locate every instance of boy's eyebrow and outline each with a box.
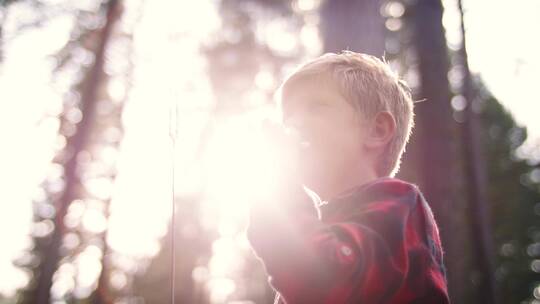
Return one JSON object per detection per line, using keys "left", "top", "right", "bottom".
{"left": 285, "top": 96, "right": 332, "bottom": 113}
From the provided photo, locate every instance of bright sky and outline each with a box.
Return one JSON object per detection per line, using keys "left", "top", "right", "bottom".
{"left": 0, "top": 0, "right": 538, "bottom": 300}
{"left": 457, "top": 0, "right": 540, "bottom": 147}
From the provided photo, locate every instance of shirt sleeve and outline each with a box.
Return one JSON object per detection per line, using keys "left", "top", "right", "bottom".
{"left": 246, "top": 184, "right": 436, "bottom": 304}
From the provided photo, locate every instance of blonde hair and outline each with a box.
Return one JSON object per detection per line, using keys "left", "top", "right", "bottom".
{"left": 280, "top": 51, "right": 415, "bottom": 177}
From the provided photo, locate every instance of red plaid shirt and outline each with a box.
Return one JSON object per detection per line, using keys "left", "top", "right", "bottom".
{"left": 247, "top": 177, "right": 450, "bottom": 304}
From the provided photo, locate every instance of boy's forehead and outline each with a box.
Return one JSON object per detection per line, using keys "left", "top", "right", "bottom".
{"left": 281, "top": 73, "right": 352, "bottom": 114}
{"left": 281, "top": 78, "right": 322, "bottom": 117}
{"left": 282, "top": 73, "right": 336, "bottom": 102}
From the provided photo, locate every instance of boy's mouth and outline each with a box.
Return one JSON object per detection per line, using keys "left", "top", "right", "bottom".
{"left": 285, "top": 127, "right": 311, "bottom": 148}
{"left": 299, "top": 140, "right": 311, "bottom": 149}
{"left": 300, "top": 140, "right": 311, "bottom": 150}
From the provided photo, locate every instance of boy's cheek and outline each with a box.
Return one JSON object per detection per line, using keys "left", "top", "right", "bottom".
{"left": 297, "top": 146, "right": 331, "bottom": 178}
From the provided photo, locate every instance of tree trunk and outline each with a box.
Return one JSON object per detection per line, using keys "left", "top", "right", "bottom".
{"left": 457, "top": 0, "right": 499, "bottom": 302}
{"left": 320, "top": 0, "right": 386, "bottom": 56}
{"left": 33, "top": 1, "right": 121, "bottom": 303}
{"left": 409, "top": 0, "right": 468, "bottom": 302}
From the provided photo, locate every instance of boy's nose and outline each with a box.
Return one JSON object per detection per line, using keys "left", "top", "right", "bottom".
{"left": 283, "top": 113, "right": 306, "bottom": 131}
{"left": 284, "top": 126, "right": 301, "bottom": 141}
{"left": 284, "top": 125, "right": 313, "bottom": 150}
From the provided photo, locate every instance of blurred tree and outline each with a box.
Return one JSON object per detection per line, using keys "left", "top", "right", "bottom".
{"left": 0, "top": 0, "right": 17, "bottom": 62}
{"left": 133, "top": 195, "right": 212, "bottom": 304}
{"left": 134, "top": 0, "right": 292, "bottom": 301}
{"left": 15, "top": 1, "right": 123, "bottom": 303}
{"left": 454, "top": 0, "right": 498, "bottom": 302}
{"left": 133, "top": 0, "right": 309, "bottom": 303}
{"left": 474, "top": 78, "right": 540, "bottom": 303}
{"left": 200, "top": 1, "right": 306, "bottom": 302}
{"left": 89, "top": 1, "right": 141, "bottom": 302}
{"left": 320, "top": 0, "right": 386, "bottom": 56}
{"left": 1, "top": 0, "right": 67, "bottom": 63}
{"left": 405, "top": 0, "right": 472, "bottom": 302}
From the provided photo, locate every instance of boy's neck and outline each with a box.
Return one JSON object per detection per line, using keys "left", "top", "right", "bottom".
{"left": 318, "top": 167, "right": 379, "bottom": 202}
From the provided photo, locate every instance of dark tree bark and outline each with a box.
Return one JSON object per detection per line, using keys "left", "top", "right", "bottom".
{"left": 320, "top": 0, "right": 386, "bottom": 56}
{"left": 457, "top": 0, "right": 499, "bottom": 302}
{"left": 409, "top": 0, "right": 468, "bottom": 302}
{"left": 33, "top": 1, "right": 121, "bottom": 303}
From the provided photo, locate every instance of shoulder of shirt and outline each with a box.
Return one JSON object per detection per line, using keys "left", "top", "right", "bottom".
{"left": 322, "top": 177, "right": 423, "bottom": 208}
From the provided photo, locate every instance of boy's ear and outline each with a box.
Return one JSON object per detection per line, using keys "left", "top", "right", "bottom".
{"left": 364, "top": 111, "right": 396, "bottom": 149}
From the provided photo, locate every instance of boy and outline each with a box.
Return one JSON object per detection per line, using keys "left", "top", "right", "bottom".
{"left": 247, "top": 51, "right": 450, "bottom": 303}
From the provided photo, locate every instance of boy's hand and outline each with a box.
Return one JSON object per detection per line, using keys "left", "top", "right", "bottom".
{"left": 259, "top": 119, "right": 304, "bottom": 201}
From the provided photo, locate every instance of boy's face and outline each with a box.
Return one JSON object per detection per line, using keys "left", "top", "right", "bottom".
{"left": 281, "top": 78, "right": 371, "bottom": 196}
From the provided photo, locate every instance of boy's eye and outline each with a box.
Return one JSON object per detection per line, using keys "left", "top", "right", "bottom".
{"left": 303, "top": 99, "right": 323, "bottom": 107}
{"left": 305, "top": 101, "right": 328, "bottom": 111}
{"left": 311, "top": 100, "right": 327, "bottom": 106}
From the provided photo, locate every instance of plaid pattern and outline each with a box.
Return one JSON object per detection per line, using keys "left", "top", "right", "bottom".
{"left": 247, "top": 177, "right": 450, "bottom": 304}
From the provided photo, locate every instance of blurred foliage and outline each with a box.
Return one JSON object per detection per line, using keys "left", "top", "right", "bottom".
{"left": 133, "top": 195, "right": 213, "bottom": 304}
{"left": 10, "top": 0, "right": 131, "bottom": 303}
{"left": 133, "top": 1, "right": 309, "bottom": 303}
{"left": 475, "top": 78, "right": 540, "bottom": 303}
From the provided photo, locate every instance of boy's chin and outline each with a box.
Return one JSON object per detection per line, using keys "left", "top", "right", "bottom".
{"left": 298, "top": 169, "right": 325, "bottom": 192}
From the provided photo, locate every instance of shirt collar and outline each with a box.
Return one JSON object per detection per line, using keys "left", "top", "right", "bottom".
{"left": 317, "top": 176, "right": 396, "bottom": 215}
